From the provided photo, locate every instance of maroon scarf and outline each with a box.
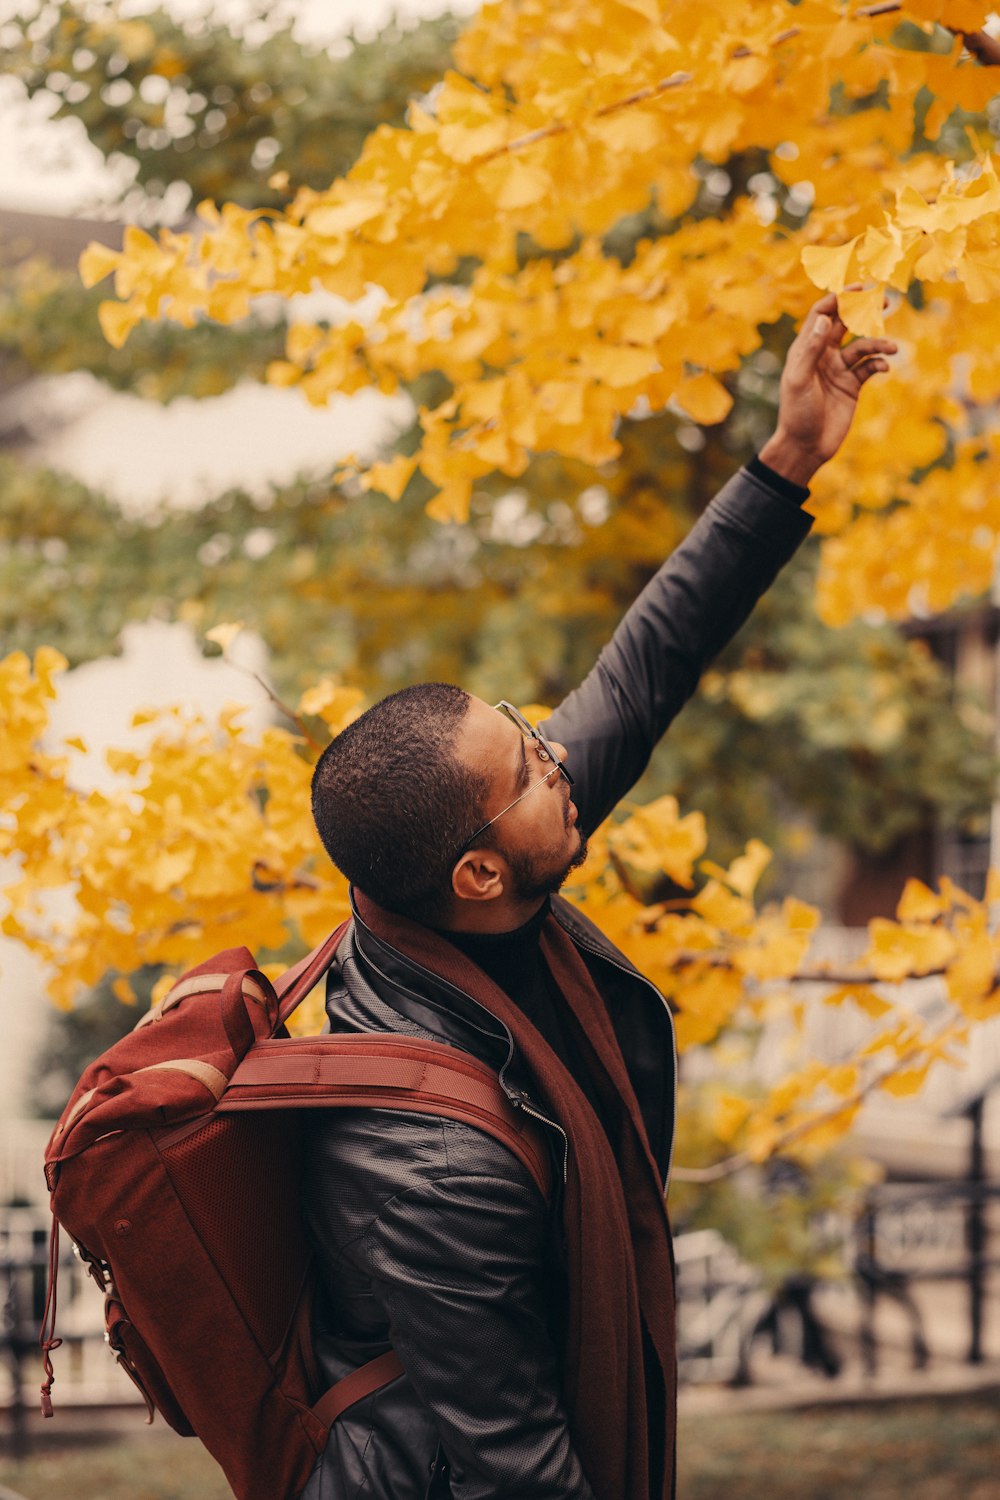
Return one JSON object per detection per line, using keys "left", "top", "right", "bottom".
{"left": 355, "top": 892, "right": 676, "bottom": 1500}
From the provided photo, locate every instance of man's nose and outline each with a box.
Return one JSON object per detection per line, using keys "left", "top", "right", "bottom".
{"left": 550, "top": 740, "right": 568, "bottom": 765}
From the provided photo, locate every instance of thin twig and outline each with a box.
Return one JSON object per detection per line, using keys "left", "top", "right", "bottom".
{"left": 476, "top": 71, "right": 694, "bottom": 165}
{"left": 671, "top": 1018, "right": 960, "bottom": 1183}
{"left": 652, "top": 946, "right": 984, "bottom": 987}
{"left": 244, "top": 666, "right": 323, "bottom": 751}
{"left": 216, "top": 651, "right": 323, "bottom": 752}
{"left": 474, "top": 7, "right": 998, "bottom": 171}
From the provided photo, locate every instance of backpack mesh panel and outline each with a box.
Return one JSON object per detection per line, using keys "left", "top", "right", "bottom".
{"left": 159, "top": 1112, "right": 310, "bottom": 1359}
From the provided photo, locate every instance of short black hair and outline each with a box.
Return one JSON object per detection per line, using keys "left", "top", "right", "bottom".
{"left": 310, "top": 682, "right": 492, "bottom": 923}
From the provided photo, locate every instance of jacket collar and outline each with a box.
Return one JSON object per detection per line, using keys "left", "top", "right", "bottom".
{"left": 347, "top": 888, "right": 514, "bottom": 1071}
{"left": 345, "top": 886, "right": 655, "bottom": 1073}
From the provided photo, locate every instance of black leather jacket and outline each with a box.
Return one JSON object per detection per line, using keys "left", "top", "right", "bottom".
{"left": 299, "top": 468, "right": 812, "bottom": 1500}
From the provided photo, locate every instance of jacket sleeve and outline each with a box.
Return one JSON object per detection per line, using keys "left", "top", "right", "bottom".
{"left": 542, "top": 464, "right": 813, "bottom": 836}
{"left": 364, "top": 1131, "right": 596, "bottom": 1500}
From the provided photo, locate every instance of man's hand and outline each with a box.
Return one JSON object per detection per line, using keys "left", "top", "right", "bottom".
{"left": 759, "top": 292, "right": 896, "bottom": 488}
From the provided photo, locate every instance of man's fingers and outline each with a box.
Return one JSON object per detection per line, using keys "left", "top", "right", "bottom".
{"left": 845, "top": 351, "right": 893, "bottom": 384}
{"left": 843, "top": 336, "right": 898, "bottom": 372}
{"left": 801, "top": 292, "right": 848, "bottom": 347}
{"left": 792, "top": 305, "right": 837, "bottom": 376}
{"left": 801, "top": 288, "right": 891, "bottom": 345}
{"left": 801, "top": 293, "right": 837, "bottom": 336}
{"left": 794, "top": 297, "right": 896, "bottom": 385}
{"left": 854, "top": 357, "right": 890, "bottom": 384}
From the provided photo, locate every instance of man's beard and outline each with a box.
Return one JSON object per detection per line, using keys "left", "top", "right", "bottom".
{"left": 503, "top": 830, "right": 589, "bottom": 905}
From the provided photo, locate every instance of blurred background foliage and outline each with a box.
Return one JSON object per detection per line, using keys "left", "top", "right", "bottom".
{"left": 0, "top": 0, "right": 996, "bottom": 890}
{"left": 5, "top": 2, "right": 465, "bottom": 214}
{"left": 3, "top": 0, "right": 999, "bottom": 1303}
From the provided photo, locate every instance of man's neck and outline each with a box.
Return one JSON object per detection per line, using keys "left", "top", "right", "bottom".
{"left": 436, "top": 893, "right": 549, "bottom": 935}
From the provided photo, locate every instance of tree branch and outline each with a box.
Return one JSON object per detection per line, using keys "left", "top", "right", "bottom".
{"left": 476, "top": 6, "right": 1000, "bottom": 170}
{"left": 209, "top": 644, "right": 324, "bottom": 752}
{"left": 656, "top": 946, "right": 978, "bottom": 987}
{"left": 671, "top": 1018, "right": 959, "bottom": 1183}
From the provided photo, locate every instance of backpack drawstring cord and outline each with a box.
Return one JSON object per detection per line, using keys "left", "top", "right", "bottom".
{"left": 39, "top": 1214, "right": 62, "bottom": 1417}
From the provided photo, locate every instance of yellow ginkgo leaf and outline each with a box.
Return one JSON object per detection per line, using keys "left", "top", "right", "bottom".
{"left": 789, "top": 1103, "right": 861, "bottom": 1159}
{"left": 425, "top": 474, "right": 473, "bottom": 525}
{"left": 825, "top": 1064, "right": 859, "bottom": 1097}
{"left": 837, "top": 286, "right": 886, "bottom": 338}
{"left": 297, "top": 679, "right": 365, "bottom": 732}
{"left": 673, "top": 373, "right": 732, "bottom": 425}
{"left": 79, "top": 241, "right": 121, "bottom": 288}
{"left": 33, "top": 646, "right": 68, "bottom": 685}
{"left": 587, "top": 344, "right": 656, "bottom": 388}
{"left": 206, "top": 282, "right": 252, "bottom": 323}
{"left": 700, "top": 839, "right": 772, "bottom": 898}
{"left": 880, "top": 1063, "right": 932, "bottom": 1098}
{"left": 589, "top": 109, "right": 667, "bottom": 155}
{"left": 309, "top": 195, "right": 385, "bottom": 237}
{"left": 362, "top": 454, "right": 419, "bottom": 502}
{"left": 672, "top": 965, "right": 745, "bottom": 1051}
{"left": 205, "top": 622, "right": 245, "bottom": 653}
{"left": 610, "top": 796, "right": 707, "bottom": 886}
{"left": 691, "top": 879, "right": 754, "bottom": 932}
{"left": 713, "top": 1092, "right": 752, "bottom": 1145}
{"left": 98, "top": 299, "right": 142, "bottom": 350}
{"left": 960, "top": 248, "right": 1000, "bottom": 304}
{"left": 616, "top": 0, "right": 662, "bottom": 21}
{"left": 112, "top": 976, "right": 138, "bottom": 1006}
{"left": 867, "top": 917, "right": 956, "bottom": 981}
{"left": 145, "top": 848, "right": 196, "bottom": 893}
{"left": 801, "top": 236, "right": 860, "bottom": 294}
{"left": 945, "top": 929, "right": 997, "bottom": 1008}
{"left": 896, "top": 878, "right": 943, "bottom": 923}
{"left": 494, "top": 161, "right": 552, "bottom": 211}
{"left": 823, "top": 984, "right": 894, "bottom": 1019}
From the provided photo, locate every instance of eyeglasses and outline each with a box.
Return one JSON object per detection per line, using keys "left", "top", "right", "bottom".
{"left": 454, "top": 701, "right": 574, "bottom": 860}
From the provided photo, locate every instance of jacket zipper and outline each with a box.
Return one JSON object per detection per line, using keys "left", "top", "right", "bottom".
{"left": 503, "top": 1087, "right": 569, "bottom": 1185}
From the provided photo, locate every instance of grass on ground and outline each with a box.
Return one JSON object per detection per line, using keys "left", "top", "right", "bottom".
{"left": 677, "top": 1394, "right": 999, "bottom": 1500}
{"left": 1, "top": 1393, "right": 997, "bottom": 1499}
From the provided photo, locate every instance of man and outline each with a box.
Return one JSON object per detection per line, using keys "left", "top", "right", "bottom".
{"left": 301, "top": 294, "right": 894, "bottom": 1500}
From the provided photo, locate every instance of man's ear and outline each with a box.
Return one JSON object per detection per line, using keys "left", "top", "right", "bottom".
{"left": 451, "top": 847, "right": 506, "bottom": 903}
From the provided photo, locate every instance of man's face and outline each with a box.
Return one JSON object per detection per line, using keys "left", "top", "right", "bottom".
{"left": 453, "top": 696, "right": 587, "bottom": 901}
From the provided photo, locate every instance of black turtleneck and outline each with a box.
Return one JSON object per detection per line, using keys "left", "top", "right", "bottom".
{"left": 434, "top": 900, "right": 611, "bottom": 1131}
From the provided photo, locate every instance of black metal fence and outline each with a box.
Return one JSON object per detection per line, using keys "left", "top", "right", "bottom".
{"left": 855, "top": 1177, "right": 1000, "bottom": 1373}
{"left": 1, "top": 1209, "right": 130, "bottom": 1459}
{"left": 2, "top": 1178, "right": 997, "bottom": 1450}
{"left": 675, "top": 1178, "right": 999, "bottom": 1385}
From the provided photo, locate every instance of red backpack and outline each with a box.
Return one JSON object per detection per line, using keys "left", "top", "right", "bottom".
{"left": 41, "top": 924, "right": 551, "bottom": 1500}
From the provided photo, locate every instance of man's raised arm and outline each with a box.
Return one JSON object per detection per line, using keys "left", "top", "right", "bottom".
{"left": 542, "top": 293, "right": 895, "bottom": 836}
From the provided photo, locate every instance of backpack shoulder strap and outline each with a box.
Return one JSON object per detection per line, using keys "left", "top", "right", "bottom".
{"left": 311, "top": 1349, "right": 405, "bottom": 1429}
{"left": 274, "top": 920, "right": 351, "bottom": 1026}
{"left": 220, "top": 1034, "right": 554, "bottom": 1203}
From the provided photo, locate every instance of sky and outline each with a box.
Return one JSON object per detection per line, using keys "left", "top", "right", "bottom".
{"left": 0, "top": 0, "right": 480, "bottom": 213}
